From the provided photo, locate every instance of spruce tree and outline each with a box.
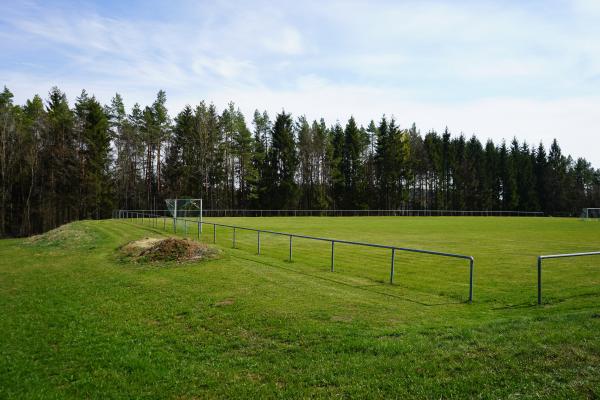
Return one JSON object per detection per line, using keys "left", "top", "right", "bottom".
{"left": 265, "top": 112, "right": 298, "bottom": 208}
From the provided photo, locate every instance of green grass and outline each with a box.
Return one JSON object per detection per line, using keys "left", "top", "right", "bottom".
{"left": 1, "top": 217, "right": 599, "bottom": 399}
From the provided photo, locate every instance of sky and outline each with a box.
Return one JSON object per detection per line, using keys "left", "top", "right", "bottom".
{"left": 1, "top": 0, "right": 599, "bottom": 165}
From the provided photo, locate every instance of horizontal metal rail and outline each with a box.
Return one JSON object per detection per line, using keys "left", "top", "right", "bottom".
{"left": 537, "top": 251, "right": 600, "bottom": 305}
{"left": 118, "top": 210, "right": 475, "bottom": 302}
{"left": 114, "top": 209, "right": 544, "bottom": 218}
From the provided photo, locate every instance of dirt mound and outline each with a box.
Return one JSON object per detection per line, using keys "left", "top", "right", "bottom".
{"left": 121, "top": 237, "right": 220, "bottom": 263}
{"left": 26, "top": 222, "right": 95, "bottom": 248}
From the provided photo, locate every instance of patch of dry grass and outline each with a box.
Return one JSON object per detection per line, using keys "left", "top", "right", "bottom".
{"left": 25, "top": 222, "right": 95, "bottom": 248}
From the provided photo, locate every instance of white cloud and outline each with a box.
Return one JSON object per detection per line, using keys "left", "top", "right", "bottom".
{"left": 192, "top": 57, "right": 256, "bottom": 80}
{"left": 2, "top": 0, "right": 600, "bottom": 167}
{"left": 194, "top": 80, "right": 600, "bottom": 166}
{"left": 263, "top": 27, "right": 305, "bottom": 55}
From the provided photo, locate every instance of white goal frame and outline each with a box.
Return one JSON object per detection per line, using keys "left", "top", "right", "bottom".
{"left": 165, "top": 198, "right": 203, "bottom": 232}
{"left": 581, "top": 208, "right": 600, "bottom": 221}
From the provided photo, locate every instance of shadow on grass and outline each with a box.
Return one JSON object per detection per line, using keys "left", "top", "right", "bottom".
{"left": 492, "top": 302, "right": 537, "bottom": 310}
{"left": 231, "top": 253, "right": 466, "bottom": 307}
{"left": 122, "top": 220, "right": 466, "bottom": 307}
{"left": 492, "top": 290, "right": 600, "bottom": 310}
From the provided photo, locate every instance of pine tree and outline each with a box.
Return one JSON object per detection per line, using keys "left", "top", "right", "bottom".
{"left": 449, "top": 134, "right": 467, "bottom": 210}
{"left": 464, "top": 136, "right": 484, "bottom": 209}
{"left": 547, "top": 139, "right": 568, "bottom": 214}
{"left": 164, "top": 105, "right": 194, "bottom": 197}
{"left": 205, "top": 103, "right": 224, "bottom": 209}
{"left": 330, "top": 123, "right": 344, "bottom": 209}
{"left": 19, "top": 95, "right": 45, "bottom": 235}
{"left": 250, "top": 110, "right": 271, "bottom": 208}
{"left": 0, "top": 87, "right": 18, "bottom": 236}
{"left": 152, "top": 90, "right": 170, "bottom": 198}
{"left": 3, "top": 86, "right": 600, "bottom": 236}
{"left": 441, "top": 128, "right": 451, "bottom": 209}
{"left": 364, "top": 121, "right": 378, "bottom": 208}
{"left": 341, "top": 116, "right": 365, "bottom": 208}
{"left": 43, "top": 87, "right": 76, "bottom": 229}
{"left": 231, "top": 107, "right": 254, "bottom": 207}
{"left": 407, "top": 124, "right": 427, "bottom": 209}
{"left": 107, "top": 94, "right": 131, "bottom": 209}
{"left": 482, "top": 139, "right": 500, "bottom": 210}
{"left": 517, "top": 142, "right": 538, "bottom": 211}
{"left": 297, "top": 116, "right": 313, "bottom": 208}
{"left": 423, "top": 131, "right": 443, "bottom": 209}
{"left": 127, "top": 103, "right": 145, "bottom": 209}
{"left": 312, "top": 119, "right": 331, "bottom": 209}
{"left": 265, "top": 112, "right": 298, "bottom": 208}
{"left": 375, "top": 116, "right": 390, "bottom": 208}
{"left": 534, "top": 142, "right": 548, "bottom": 213}
{"left": 74, "top": 92, "right": 112, "bottom": 219}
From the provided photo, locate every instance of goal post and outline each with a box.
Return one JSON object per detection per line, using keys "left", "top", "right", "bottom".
{"left": 165, "top": 198, "right": 203, "bottom": 233}
{"left": 581, "top": 208, "right": 600, "bottom": 221}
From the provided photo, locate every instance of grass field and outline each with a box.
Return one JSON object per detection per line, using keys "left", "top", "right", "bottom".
{"left": 1, "top": 217, "right": 599, "bottom": 398}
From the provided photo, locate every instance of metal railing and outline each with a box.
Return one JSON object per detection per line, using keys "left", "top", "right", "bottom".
{"left": 117, "top": 210, "right": 475, "bottom": 302}
{"left": 537, "top": 251, "right": 600, "bottom": 304}
{"left": 113, "top": 209, "right": 544, "bottom": 218}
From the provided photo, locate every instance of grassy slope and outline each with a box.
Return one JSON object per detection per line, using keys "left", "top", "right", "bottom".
{"left": 0, "top": 217, "right": 599, "bottom": 399}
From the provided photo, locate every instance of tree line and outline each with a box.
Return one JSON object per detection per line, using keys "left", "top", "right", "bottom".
{"left": 1, "top": 86, "right": 599, "bottom": 237}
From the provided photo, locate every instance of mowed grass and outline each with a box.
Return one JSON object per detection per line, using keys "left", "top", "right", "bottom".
{"left": 1, "top": 217, "right": 599, "bottom": 399}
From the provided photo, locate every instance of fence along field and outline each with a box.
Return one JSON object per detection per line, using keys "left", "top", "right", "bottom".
{"left": 117, "top": 210, "right": 600, "bottom": 305}
{"left": 115, "top": 209, "right": 545, "bottom": 217}
{"left": 118, "top": 210, "right": 475, "bottom": 303}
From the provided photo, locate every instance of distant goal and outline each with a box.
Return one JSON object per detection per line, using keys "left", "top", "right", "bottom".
{"left": 165, "top": 198, "right": 203, "bottom": 219}
{"left": 581, "top": 208, "right": 600, "bottom": 221}
{"left": 165, "top": 198, "right": 203, "bottom": 233}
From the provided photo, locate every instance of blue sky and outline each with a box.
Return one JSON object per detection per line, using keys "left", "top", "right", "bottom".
{"left": 1, "top": 0, "right": 599, "bottom": 165}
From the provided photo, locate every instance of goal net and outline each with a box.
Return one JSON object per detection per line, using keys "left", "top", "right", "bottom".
{"left": 165, "top": 198, "right": 203, "bottom": 219}
{"left": 581, "top": 208, "right": 600, "bottom": 220}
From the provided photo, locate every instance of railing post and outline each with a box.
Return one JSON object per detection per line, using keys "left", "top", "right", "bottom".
{"left": 469, "top": 257, "right": 474, "bottom": 303}
{"left": 537, "top": 256, "right": 542, "bottom": 305}
{"left": 390, "top": 248, "right": 396, "bottom": 284}
{"left": 257, "top": 231, "right": 261, "bottom": 255}
{"left": 331, "top": 241, "right": 335, "bottom": 272}
{"left": 289, "top": 235, "right": 292, "bottom": 262}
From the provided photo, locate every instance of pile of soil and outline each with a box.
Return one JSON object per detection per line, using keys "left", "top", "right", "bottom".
{"left": 25, "top": 222, "right": 95, "bottom": 248}
{"left": 121, "top": 237, "right": 220, "bottom": 263}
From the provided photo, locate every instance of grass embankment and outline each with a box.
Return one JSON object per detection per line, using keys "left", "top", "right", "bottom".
{"left": 1, "top": 217, "right": 599, "bottom": 398}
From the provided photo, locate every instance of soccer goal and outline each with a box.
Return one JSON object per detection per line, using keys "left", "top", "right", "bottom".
{"left": 165, "top": 198, "right": 203, "bottom": 232}
{"left": 580, "top": 208, "right": 600, "bottom": 221}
